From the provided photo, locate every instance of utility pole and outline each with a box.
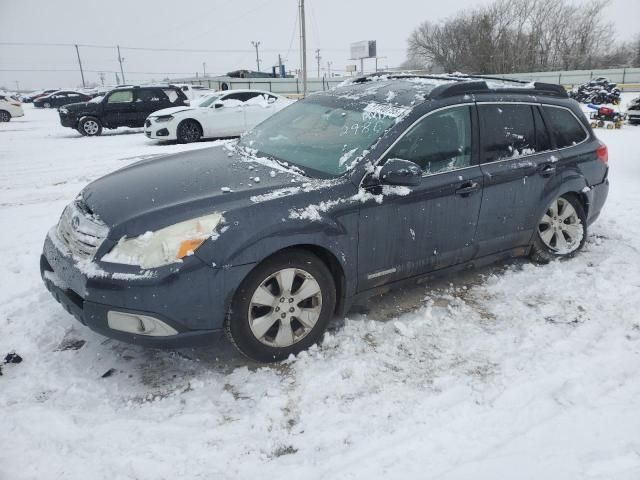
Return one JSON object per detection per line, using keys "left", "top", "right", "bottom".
{"left": 98, "top": 72, "right": 105, "bottom": 86}
{"left": 327, "top": 61, "right": 332, "bottom": 78}
{"left": 299, "top": 0, "right": 308, "bottom": 96}
{"left": 277, "top": 54, "right": 283, "bottom": 77}
{"left": 315, "top": 49, "right": 321, "bottom": 78}
{"left": 74, "top": 44, "right": 86, "bottom": 88}
{"left": 203, "top": 62, "right": 207, "bottom": 77}
{"left": 251, "top": 41, "right": 261, "bottom": 72}
{"left": 117, "top": 45, "right": 126, "bottom": 84}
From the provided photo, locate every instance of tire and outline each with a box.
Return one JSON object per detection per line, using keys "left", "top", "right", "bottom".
{"left": 531, "top": 194, "right": 587, "bottom": 263}
{"left": 176, "top": 119, "right": 202, "bottom": 144}
{"left": 0, "top": 110, "right": 10, "bottom": 122}
{"left": 78, "top": 117, "right": 103, "bottom": 136}
{"left": 43, "top": 102, "right": 51, "bottom": 108}
{"left": 225, "top": 249, "right": 336, "bottom": 362}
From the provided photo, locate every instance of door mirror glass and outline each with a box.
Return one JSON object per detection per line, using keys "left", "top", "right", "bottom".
{"left": 213, "top": 102, "right": 224, "bottom": 109}
{"left": 379, "top": 158, "right": 422, "bottom": 186}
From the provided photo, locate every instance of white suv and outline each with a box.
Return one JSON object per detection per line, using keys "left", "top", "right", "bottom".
{"left": 0, "top": 94, "right": 24, "bottom": 122}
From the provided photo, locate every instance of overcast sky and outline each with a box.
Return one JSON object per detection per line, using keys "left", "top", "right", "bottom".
{"left": 1, "top": 0, "right": 638, "bottom": 90}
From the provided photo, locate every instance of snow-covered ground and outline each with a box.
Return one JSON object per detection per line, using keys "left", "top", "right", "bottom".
{"left": 1, "top": 101, "right": 640, "bottom": 479}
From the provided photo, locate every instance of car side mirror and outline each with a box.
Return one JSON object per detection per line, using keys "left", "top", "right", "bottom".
{"left": 379, "top": 159, "right": 422, "bottom": 186}
{"left": 214, "top": 102, "right": 224, "bottom": 109}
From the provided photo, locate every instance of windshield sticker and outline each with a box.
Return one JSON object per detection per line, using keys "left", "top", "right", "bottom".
{"left": 362, "top": 102, "right": 408, "bottom": 121}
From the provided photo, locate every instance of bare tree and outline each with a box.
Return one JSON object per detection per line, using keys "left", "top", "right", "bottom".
{"left": 405, "top": 0, "right": 623, "bottom": 73}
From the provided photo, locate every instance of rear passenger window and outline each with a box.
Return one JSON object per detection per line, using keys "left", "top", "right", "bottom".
{"left": 542, "top": 106, "right": 588, "bottom": 148}
{"left": 533, "top": 107, "right": 552, "bottom": 152}
{"left": 479, "top": 104, "right": 537, "bottom": 162}
{"left": 136, "top": 89, "right": 166, "bottom": 103}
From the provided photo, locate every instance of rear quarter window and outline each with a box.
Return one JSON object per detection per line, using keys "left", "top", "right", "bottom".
{"left": 162, "top": 88, "right": 180, "bottom": 103}
{"left": 542, "top": 106, "right": 588, "bottom": 148}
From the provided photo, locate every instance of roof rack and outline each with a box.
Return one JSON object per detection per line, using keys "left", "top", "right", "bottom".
{"left": 348, "top": 71, "right": 567, "bottom": 99}
{"left": 429, "top": 80, "right": 567, "bottom": 99}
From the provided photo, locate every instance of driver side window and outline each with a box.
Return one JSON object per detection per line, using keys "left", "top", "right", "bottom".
{"left": 386, "top": 106, "right": 472, "bottom": 175}
{"left": 107, "top": 90, "right": 133, "bottom": 104}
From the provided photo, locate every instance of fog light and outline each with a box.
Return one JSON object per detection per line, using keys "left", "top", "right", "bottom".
{"left": 156, "top": 128, "right": 169, "bottom": 137}
{"left": 107, "top": 311, "right": 178, "bottom": 336}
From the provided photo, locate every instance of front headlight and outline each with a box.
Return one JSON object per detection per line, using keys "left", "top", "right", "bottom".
{"left": 102, "top": 213, "right": 223, "bottom": 269}
{"left": 154, "top": 115, "right": 174, "bottom": 123}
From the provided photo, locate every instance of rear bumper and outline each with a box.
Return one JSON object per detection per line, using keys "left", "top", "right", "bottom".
{"left": 586, "top": 178, "right": 609, "bottom": 226}
{"left": 40, "top": 228, "right": 250, "bottom": 348}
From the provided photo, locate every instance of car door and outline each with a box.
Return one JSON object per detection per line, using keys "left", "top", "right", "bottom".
{"left": 357, "top": 104, "right": 484, "bottom": 291}
{"left": 474, "top": 102, "right": 557, "bottom": 256}
{"left": 205, "top": 92, "right": 247, "bottom": 137}
{"left": 102, "top": 90, "right": 136, "bottom": 127}
{"left": 52, "top": 92, "right": 68, "bottom": 107}
{"left": 133, "top": 88, "right": 169, "bottom": 126}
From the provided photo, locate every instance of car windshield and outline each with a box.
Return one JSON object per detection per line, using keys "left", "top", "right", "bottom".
{"left": 193, "top": 94, "right": 222, "bottom": 107}
{"left": 238, "top": 95, "right": 403, "bottom": 177}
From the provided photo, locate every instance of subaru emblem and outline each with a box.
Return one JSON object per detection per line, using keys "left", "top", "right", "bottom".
{"left": 71, "top": 215, "right": 80, "bottom": 230}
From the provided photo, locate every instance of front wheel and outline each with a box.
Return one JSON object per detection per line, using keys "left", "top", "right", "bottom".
{"left": 0, "top": 110, "right": 10, "bottom": 122}
{"left": 78, "top": 117, "right": 102, "bottom": 136}
{"left": 225, "top": 250, "right": 336, "bottom": 362}
{"left": 176, "top": 119, "right": 202, "bottom": 143}
{"left": 531, "top": 195, "right": 587, "bottom": 263}
{"left": 43, "top": 102, "right": 51, "bottom": 108}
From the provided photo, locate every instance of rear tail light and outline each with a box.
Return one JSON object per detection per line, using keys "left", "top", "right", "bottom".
{"left": 596, "top": 143, "right": 608, "bottom": 165}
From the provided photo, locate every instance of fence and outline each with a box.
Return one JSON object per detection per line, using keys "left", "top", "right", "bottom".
{"left": 175, "top": 76, "right": 344, "bottom": 97}
{"left": 488, "top": 67, "right": 640, "bottom": 90}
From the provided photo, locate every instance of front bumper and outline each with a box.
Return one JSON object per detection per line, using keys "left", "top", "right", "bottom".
{"left": 40, "top": 229, "right": 252, "bottom": 348}
{"left": 144, "top": 118, "right": 177, "bottom": 140}
{"left": 58, "top": 111, "right": 78, "bottom": 128}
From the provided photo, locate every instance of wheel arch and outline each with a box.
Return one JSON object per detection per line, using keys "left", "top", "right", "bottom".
{"left": 224, "top": 244, "right": 348, "bottom": 319}
{"left": 178, "top": 117, "right": 203, "bottom": 135}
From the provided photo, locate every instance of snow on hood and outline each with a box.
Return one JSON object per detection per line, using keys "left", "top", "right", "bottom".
{"left": 148, "top": 106, "right": 195, "bottom": 117}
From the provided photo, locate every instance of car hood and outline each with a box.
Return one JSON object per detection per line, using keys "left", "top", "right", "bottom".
{"left": 63, "top": 101, "right": 99, "bottom": 112}
{"left": 81, "top": 144, "right": 306, "bottom": 237}
{"left": 148, "top": 106, "right": 195, "bottom": 117}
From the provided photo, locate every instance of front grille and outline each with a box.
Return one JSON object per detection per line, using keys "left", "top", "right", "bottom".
{"left": 56, "top": 199, "right": 108, "bottom": 260}
{"left": 145, "top": 119, "right": 151, "bottom": 128}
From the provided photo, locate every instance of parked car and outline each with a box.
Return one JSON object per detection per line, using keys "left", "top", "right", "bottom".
{"left": 57, "top": 85, "right": 189, "bottom": 136}
{"left": 21, "top": 89, "right": 58, "bottom": 103}
{"left": 41, "top": 74, "right": 609, "bottom": 362}
{"left": 145, "top": 90, "right": 293, "bottom": 143}
{"left": 628, "top": 96, "right": 640, "bottom": 125}
{"left": 34, "top": 91, "right": 93, "bottom": 108}
{"left": 0, "top": 94, "right": 24, "bottom": 121}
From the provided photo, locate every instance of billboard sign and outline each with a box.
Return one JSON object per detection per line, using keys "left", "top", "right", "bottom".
{"left": 350, "top": 40, "right": 377, "bottom": 60}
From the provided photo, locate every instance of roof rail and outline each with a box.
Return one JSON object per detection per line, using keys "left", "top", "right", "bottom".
{"left": 430, "top": 80, "right": 568, "bottom": 99}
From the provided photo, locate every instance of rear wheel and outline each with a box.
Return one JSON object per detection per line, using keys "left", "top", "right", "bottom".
{"left": 177, "top": 119, "right": 202, "bottom": 143}
{"left": 225, "top": 250, "right": 336, "bottom": 362}
{"left": 43, "top": 102, "right": 51, "bottom": 108}
{"left": 78, "top": 117, "right": 102, "bottom": 136}
{"left": 0, "top": 110, "right": 10, "bottom": 122}
{"left": 531, "top": 195, "right": 587, "bottom": 263}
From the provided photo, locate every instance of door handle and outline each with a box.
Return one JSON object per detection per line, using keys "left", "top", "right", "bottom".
{"left": 539, "top": 164, "right": 557, "bottom": 177}
{"left": 455, "top": 181, "right": 480, "bottom": 197}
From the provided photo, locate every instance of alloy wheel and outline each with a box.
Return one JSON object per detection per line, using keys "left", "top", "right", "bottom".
{"left": 248, "top": 268, "right": 322, "bottom": 347}
{"left": 83, "top": 120, "right": 99, "bottom": 135}
{"left": 0, "top": 111, "right": 9, "bottom": 122}
{"left": 538, "top": 197, "right": 584, "bottom": 254}
{"left": 179, "top": 121, "right": 201, "bottom": 143}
